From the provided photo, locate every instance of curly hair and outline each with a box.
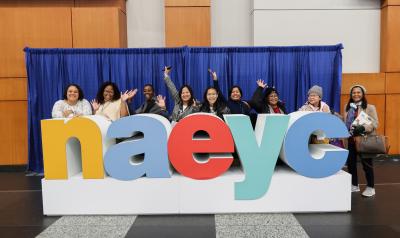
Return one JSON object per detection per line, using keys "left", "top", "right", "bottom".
{"left": 63, "top": 84, "right": 84, "bottom": 101}
{"left": 95, "top": 82, "right": 121, "bottom": 104}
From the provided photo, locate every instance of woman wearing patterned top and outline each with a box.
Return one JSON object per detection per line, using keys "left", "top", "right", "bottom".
{"left": 52, "top": 84, "right": 92, "bottom": 118}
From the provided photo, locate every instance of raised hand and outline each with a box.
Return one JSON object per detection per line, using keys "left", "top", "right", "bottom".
{"left": 129, "top": 88, "right": 138, "bottom": 99}
{"left": 164, "top": 66, "right": 171, "bottom": 77}
{"left": 208, "top": 69, "right": 218, "bottom": 81}
{"left": 91, "top": 99, "right": 100, "bottom": 111}
{"left": 156, "top": 95, "right": 166, "bottom": 109}
{"left": 256, "top": 79, "right": 267, "bottom": 88}
{"left": 121, "top": 89, "right": 138, "bottom": 102}
{"left": 121, "top": 90, "right": 130, "bottom": 102}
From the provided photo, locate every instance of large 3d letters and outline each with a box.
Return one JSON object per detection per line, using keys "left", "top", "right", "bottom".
{"left": 41, "top": 117, "right": 104, "bottom": 179}
{"left": 104, "top": 114, "right": 172, "bottom": 181}
{"left": 225, "top": 114, "right": 289, "bottom": 200}
{"left": 281, "top": 112, "right": 350, "bottom": 178}
{"left": 168, "top": 114, "right": 235, "bottom": 179}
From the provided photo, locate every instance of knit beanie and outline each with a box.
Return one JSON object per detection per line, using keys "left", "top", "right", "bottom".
{"left": 308, "top": 85, "right": 323, "bottom": 98}
{"left": 350, "top": 84, "right": 367, "bottom": 94}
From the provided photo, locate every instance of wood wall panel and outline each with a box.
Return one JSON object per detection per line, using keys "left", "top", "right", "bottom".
{"left": 385, "top": 73, "right": 400, "bottom": 93}
{"left": 381, "top": 6, "right": 388, "bottom": 72}
{"left": 0, "top": 78, "right": 27, "bottom": 101}
{"left": 342, "top": 73, "right": 385, "bottom": 95}
{"left": 72, "top": 8, "right": 127, "bottom": 48}
{"left": 118, "top": 8, "right": 128, "bottom": 48}
{"left": 382, "top": 0, "right": 400, "bottom": 7}
{"left": 0, "top": 8, "right": 72, "bottom": 77}
{"left": 75, "top": 0, "right": 126, "bottom": 13}
{"left": 165, "top": 6, "right": 210, "bottom": 47}
{"left": 0, "top": 101, "right": 28, "bottom": 165}
{"left": 0, "top": 0, "right": 73, "bottom": 7}
{"left": 0, "top": 3, "right": 128, "bottom": 166}
{"left": 385, "top": 95, "right": 400, "bottom": 154}
{"left": 381, "top": 6, "right": 400, "bottom": 72}
{"left": 340, "top": 94, "right": 385, "bottom": 136}
{"left": 165, "top": 0, "right": 210, "bottom": 7}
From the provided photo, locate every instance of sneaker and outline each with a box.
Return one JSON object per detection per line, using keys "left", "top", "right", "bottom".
{"left": 362, "top": 187, "right": 375, "bottom": 197}
{"left": 25, "top": 171, "right": 38, "bottom": 177}
{"left": 351, "top": 185, "right": 360, "bottom": 192}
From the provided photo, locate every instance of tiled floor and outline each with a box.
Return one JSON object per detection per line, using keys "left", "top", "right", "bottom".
{"left": 0, "top": 159, "right": 399, "bottom": 238}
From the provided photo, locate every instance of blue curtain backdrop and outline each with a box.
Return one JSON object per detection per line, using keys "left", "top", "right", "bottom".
{"left": 24, "top": 44, "right": 343, "bottom": 172}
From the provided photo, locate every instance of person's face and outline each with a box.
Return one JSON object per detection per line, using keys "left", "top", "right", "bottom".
{"left": 267, "top": 91, "right": 279, "bottom": 106}
{"left": 351, "top": 87, "right": 363, "bottom": 103}
{"left": 230, "top": 87, "right": 241, "bottom": 101}
{"left": 103, "top": 85, "right": 114, "bottom": 102}
{"left": 308, "top": 93, "right": 321, "bottom": 106}
{"left": 181, "top": 87, "right": 191, "bottom": 103}
{"left": 143, "top": 85, "right": 154, "bottom": 101}
{"left": 66, "top": 86, "right": 79, "bottom": 103}
{"left": 206, "top": 88, "right": 218, "bottom": 105}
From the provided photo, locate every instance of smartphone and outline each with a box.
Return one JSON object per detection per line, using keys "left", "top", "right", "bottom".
{"left": 162, "top": 66, "right": 172, "bottom": 71}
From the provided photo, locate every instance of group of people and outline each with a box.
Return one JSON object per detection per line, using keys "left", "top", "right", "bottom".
{"left": 51, "top": 68, "right": 379, "bottom": 197}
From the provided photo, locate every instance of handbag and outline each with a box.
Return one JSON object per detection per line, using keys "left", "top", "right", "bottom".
{"left": 354, "top": 135, "right": 389, "bottom": 154}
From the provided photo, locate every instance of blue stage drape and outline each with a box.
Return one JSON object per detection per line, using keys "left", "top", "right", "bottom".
{"left": 24, "top": 44, "right": 343, "bottom": 172}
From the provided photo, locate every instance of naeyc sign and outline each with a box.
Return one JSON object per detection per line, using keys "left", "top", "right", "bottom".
{"left": 41, "top": 112, "right": 349, "bottom": 201}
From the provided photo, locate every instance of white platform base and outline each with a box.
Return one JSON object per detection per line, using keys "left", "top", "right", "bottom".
{"left": 42, "top": 167, "right": 351, "bottom": 215}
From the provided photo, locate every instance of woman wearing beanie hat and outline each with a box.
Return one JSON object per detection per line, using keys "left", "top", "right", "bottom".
{"left": 249, "top": 79, "right": 287, "bottom": 114}
{"left": 343, "top": 85, "right": 378, "bottom": 197}
{"left": 299, "top": 85, "right": 330, "bottom": 112}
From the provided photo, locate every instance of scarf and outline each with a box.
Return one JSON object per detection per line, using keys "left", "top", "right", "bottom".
{"left": 345, "top": 101, "right": 362, "bottom": 130}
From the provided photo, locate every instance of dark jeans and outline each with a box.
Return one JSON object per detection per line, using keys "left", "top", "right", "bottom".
{"left": 347, "top": 141, "right": 374, "bottom": 188}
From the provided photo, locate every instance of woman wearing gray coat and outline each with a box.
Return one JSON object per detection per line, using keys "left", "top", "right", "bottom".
{"left": 163, "top": 66, "right": 199, "bottom": 125}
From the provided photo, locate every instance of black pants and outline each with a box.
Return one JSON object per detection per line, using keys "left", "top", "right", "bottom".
{"left": 347, "top": 141, "right": 374, "bottom": 188}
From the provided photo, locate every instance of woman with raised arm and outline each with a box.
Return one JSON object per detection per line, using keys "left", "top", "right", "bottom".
{"left": 199, "top": 70, "right": 230, "bottom": 119}
{"left": 250, "top": 79, "right": 286, "bottom": 114}
{"left": 209, "top": 70, "right": 252, "bottom": 116}
{"left": 163, "top": 66, "right": 199, "bottom": 124}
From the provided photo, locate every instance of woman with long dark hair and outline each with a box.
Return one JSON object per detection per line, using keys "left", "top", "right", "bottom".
{"left": 163, "top": 66, "right": 199, "bottom": 124}
{"left": 211, "top": 70, "right": 251, "bottom": 115}
{"left": 199, "top": 70, "right": 230, "bottom": 119}
{"left": 91, "top": 82, "right": 136, "bottom": 121}
{"left": 344, "top": 84, "right": 378, "bottom": 197}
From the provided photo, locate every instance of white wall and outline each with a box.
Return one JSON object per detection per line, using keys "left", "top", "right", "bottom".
{"left": 211, "top": 0, "right": 252, "bottom": 46}
{"left": 126, "top": 0, "right": 165, "bottom": 48}
{"left": 253, "top": 0, "right": 380, "bottom": 10}
{"left": 125, "top": 0, "right": 381, "bottom": 73}
{"left": 252, "top": 0, "right": 381, "bottom": 73}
